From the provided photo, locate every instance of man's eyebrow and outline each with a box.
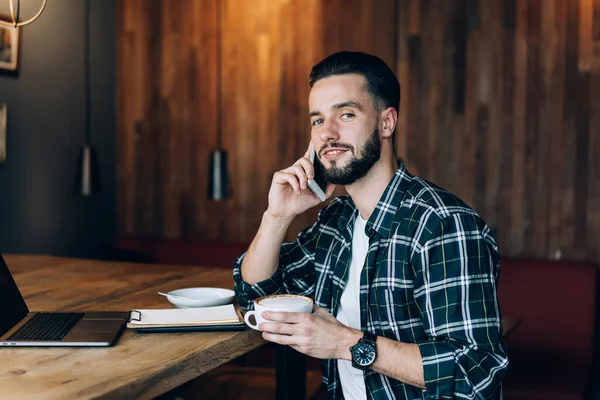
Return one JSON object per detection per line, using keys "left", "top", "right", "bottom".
{"left": 308, "top": 110, "right": 321, "bottom": 119}
{"left": 308, "top": 101, "right": 363, "bottom": 119}
{"left": 332, "top": 101, "right": 363, "bottom": 111}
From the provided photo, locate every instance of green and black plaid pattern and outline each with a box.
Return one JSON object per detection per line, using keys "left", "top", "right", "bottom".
{"left": 234, "top": 163, "right": 508, "bottom": 399}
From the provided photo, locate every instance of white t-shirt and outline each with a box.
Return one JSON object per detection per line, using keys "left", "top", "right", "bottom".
{"left": 336, "top": 213, "right": 369, "bottom": 400}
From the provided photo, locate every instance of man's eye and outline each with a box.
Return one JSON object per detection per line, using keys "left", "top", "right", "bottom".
{"left": 312, "top": 119, "right": 323, "bottom": 127}
{"left": 341, "top": 113, "right": 354, "bottom": 120}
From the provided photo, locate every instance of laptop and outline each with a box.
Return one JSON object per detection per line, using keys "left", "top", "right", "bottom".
{"left": 0, "top": 254, "right": 128, "bottom": 347}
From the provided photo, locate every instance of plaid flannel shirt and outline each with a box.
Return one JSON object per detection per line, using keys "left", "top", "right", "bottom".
{"left": 234, "top": 163, "right": 508, "bottom": 399}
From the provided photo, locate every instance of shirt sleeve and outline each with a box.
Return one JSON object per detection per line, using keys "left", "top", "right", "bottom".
{"left": 412, "top": 212, "right": 508, "bottom": 399}
{"left": 233, "top": 210, "right": 325, "bottom": 310}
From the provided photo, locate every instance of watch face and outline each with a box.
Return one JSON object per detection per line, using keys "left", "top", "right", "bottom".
{"left": 351, "top": 342, "right": 376, "bottom": 366}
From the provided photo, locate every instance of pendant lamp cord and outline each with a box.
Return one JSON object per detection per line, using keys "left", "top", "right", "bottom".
{"left": 84, "top": 0, "right": 91, "bottom": 145}
{"left": 9, "top": 0, "right": 19, "bottom": 26}
{"left": 216, "top": 0, "right": 222, "bottom": 149}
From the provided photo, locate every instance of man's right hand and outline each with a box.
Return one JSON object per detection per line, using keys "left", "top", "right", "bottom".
{"left": 242, "top": 144, "right": 335, "bottom": 286}
{"left": 266, "top": 144, "right": 336, "bottom": 219}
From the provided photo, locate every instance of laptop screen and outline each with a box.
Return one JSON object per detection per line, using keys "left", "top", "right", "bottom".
{"left": 0, "top": 254, "right": 29, "bottom": 337}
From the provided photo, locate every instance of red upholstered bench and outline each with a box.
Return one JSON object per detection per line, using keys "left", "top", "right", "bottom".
{"left": 498, "top": 259, "right": 598, "bottom": 400}
{"left": 113, "top": 236, "right": 251, "bottom": 269}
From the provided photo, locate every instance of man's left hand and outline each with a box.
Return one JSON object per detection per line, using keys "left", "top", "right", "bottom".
{"left": 259, "top": 305, "right": 361, "bottom": 360}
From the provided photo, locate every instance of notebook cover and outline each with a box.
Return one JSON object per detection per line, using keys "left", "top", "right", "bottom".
{"left": 133, "top": 324, "right": 246, "bottom": 333}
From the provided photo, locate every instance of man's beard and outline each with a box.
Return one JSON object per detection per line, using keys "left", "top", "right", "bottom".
{"left": 317, "top": 125, "right": 381, "bottom": 185}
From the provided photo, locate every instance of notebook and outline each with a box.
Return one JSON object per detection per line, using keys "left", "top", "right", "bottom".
{"left": 127, "top": 304, "right": 246, "bottom": 332}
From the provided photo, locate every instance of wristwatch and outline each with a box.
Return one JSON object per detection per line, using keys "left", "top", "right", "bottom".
{"left": 350, "top": 331, "right": 377, "bottom": 370}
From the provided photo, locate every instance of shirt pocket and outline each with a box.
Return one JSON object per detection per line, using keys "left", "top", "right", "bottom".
{"left": 372, "top": 285, "right": 425, "bottom": 342}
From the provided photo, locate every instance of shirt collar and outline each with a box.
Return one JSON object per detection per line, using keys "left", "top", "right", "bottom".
{"left": 365, "top": 161, "right": 413, "bottom": 238}
{"left": 334, "top": 161, "right": 414, "bottom": 240}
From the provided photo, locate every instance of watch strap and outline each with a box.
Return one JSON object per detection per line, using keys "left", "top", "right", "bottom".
{"left": 361, "top": 331, "right": 377, "bottom": 347}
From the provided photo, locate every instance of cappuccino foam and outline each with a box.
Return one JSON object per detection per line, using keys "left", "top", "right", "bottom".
{"left": 258, "top": 295, "right": 311, "bottom": 308}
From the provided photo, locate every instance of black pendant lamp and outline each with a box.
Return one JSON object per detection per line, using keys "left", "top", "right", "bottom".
{"left": 208, "top": 0, "right": 230, "bottom": 200}
{"left": 76, "top": 0, "right": 100, "bottom": 196}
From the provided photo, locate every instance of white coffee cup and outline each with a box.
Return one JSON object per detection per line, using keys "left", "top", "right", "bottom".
{"left": 243, "top": 294, "right": 314, "bottom": 331}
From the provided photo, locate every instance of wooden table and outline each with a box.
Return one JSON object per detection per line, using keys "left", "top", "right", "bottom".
{"left": 0, "top": 255, "right": 266, "bottom": 400}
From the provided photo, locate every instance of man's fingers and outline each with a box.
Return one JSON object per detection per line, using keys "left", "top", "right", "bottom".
{"left": 294, "top": 157, "right": 315, "bottom": 180}
{"left": 258, "top": 321, "right": 295, "bottom": 335}
{"left": 273, "top": 171, "right": 301, "bottom": 194}
{"left": 290, "top": 344, "right": 303, "bottom": 354}
{"left": 286, "top": 165, "right": 309, "bottom": 190}
{"left": 304, "top": 142, "right": 314, "bottom": 159}
{"left": 278, "top": 164, "right": 311, "bottom": 191}
{"left": 262, "top": 332, "right": 299, "bottom": 346}
{"left": 276, "top": 144, "right": 318, "bottom": 192}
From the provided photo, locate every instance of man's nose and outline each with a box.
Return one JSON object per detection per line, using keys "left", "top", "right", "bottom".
{"left": 319, "top": 121, "right": 340, "bottom": 143}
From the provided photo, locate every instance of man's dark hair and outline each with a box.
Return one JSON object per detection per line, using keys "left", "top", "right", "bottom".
{"left": 309, "top": 51, "right": 401, "bottom": 114}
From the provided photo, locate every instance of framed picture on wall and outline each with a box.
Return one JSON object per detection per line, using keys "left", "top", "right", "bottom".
{"left": 0, "top": 17, "right": 20, "bottom": 73}
{"left": 0, "top": 102, "right": 6, "bottom": 163}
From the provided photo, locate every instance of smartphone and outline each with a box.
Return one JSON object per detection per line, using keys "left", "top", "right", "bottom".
{"left": 307, "top": 146, "right": 328, "bottom": 202}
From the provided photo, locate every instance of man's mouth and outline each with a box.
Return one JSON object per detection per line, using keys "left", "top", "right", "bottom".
{"left": 321, "top": 147, "right": 351, "bottom": 159}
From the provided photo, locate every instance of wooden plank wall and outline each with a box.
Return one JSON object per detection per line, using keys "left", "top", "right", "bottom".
{"left": 118, "top": 0, "right": 600, "bottom": 263}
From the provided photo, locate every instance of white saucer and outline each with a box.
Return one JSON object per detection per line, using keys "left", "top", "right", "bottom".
{"left": 164, "top": 287, "right": 235, "bottom": 308}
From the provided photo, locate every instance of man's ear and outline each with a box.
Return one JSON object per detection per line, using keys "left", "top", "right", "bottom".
{"left": 381, "top": 107, "right": 398, "bottom": 138}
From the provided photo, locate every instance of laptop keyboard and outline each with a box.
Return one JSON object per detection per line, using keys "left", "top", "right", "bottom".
{"left": 8, "top": 312, "right": 84, "bottom": 341}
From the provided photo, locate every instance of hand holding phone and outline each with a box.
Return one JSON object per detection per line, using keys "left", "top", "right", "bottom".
{"left": 307, "top": 145, "right": 328, "bottom": 202}
{"left": 266, "top": 143, "right": 332, "bottom": 219}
